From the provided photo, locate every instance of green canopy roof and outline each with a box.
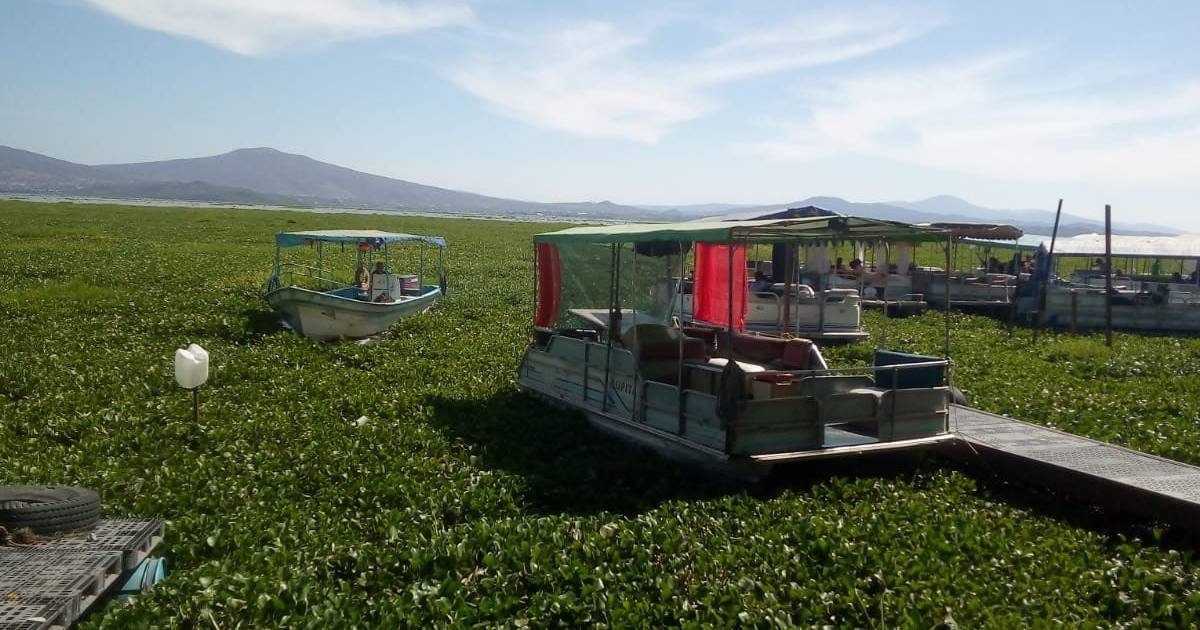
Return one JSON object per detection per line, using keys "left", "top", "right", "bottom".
{"left": 534, "top": 216, "right": 949, "bottom": 245}
{"left": 276, "top": 230, "right": 446, "bottom": 248}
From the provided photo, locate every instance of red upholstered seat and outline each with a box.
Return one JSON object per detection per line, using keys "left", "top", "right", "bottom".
{"left": 622, "top": 325, "right": 708, "bottom": 362}
{"left": 719, "top": 331, "right": 818, "bottom": 370}
{"left": 730, "top": 332, "right": 789, "bottom": 364}
{"left": 780, "top": 339, "right": 815, "bottom": 370}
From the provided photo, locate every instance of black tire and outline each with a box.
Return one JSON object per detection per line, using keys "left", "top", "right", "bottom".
{"left": 0, "top": 486, "right": 101, "bottom": 534}
{"left": 950, "top": 386, "right": 968, "bottom": 406}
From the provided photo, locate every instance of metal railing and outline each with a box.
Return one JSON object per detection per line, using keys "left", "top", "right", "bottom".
{"left": 265, "top": 262, "right": 354, "bottom": 294}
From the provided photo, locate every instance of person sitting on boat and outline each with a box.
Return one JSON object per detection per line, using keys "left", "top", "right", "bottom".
{"left": 847, "top": 258, "right": 864, "bottom": 279}
{"left": 869, "top": 267, "right": 888, "bottom": 299}
{"left": 750, "top": 271, "right": 772, "bottom": 293}
{"left": 354, "top": 263, "right": 369, "bottom": 292}
{"left": 835, "top": 257, "right": 845, "bottom": 272}
{"left": 370, "top": 262, "right": 392, "bottom": 302}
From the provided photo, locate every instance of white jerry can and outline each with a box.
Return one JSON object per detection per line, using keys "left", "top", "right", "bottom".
{"left": 174, "top": 344, "right": 209, "bottom": 390}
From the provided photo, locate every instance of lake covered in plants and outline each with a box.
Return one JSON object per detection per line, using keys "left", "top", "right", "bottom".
{"left": 2, "top": 200, "right": 1199, "bottom": 627}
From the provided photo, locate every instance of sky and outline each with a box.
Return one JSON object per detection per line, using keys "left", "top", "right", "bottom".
{"left": 2, "top": 0, "right": 1198, "bottom": 229}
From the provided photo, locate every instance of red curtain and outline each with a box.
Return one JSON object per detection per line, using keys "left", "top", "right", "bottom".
{"left": 534, "top": 243, "right": 561, "bottom": 328}
{"left": 693, "top": 242, "right": 747, "bottom": 330}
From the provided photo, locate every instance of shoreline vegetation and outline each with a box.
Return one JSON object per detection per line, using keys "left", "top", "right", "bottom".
{"left": 2, "top": 200, "right": 1198, "bottom": 627}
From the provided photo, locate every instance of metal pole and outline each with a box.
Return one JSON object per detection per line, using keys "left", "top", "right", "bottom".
{"left": 727, "top": 242, "right": 734, "bottom": 355}
{"left": 781, "top": 245, "right": 793, "bottom": 336}
{"left": 1008, "top": 250, "right": 1021, "bottom": 333}
{"left": 1104, "top": 204, "right": 1113, "bottom": 347}
{"left": 1034, "top": 199, "right": 1064, "bottom": 340}
{"left": 602, "top": 244, "right": 618, "bottom": 412}
{"left": 272, "top": 237, "right": 281, "bottom": 288}
{"left": 943, "top": 234, "right": 952, "bottom": 359}
{"left": 676, "top": 242, "right": 687, "bottom": 435}
{"left": 531, "top": 243, "right": 538, "bottom": 332}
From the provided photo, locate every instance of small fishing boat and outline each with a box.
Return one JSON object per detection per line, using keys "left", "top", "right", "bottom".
{"left": 264, "top": 230, "right": 446, "bottom": 340}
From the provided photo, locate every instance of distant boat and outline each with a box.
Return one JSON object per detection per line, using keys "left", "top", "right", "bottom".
{"left": 263, "top": 230, "right": 447, "bottom": 340}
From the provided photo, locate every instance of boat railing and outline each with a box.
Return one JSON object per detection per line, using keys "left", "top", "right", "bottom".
{"left": 269, "top": 262, "right": 354, "bottom": 293}
{"left": 686, "top": 357, "right": 949, "bottom": 381}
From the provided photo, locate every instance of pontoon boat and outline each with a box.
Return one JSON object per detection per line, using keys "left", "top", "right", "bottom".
{"left": 517, "top": 217, "right": 957, "bottom": 477}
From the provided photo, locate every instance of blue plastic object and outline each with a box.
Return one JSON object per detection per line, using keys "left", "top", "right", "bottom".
{"left": 116, "top": 557, "right": 166, "bottom": 602}
{"left": 873, "top": 350, "right": 945, "bottom": 389}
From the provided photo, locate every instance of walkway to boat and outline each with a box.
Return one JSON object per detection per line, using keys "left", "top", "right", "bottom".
{"left": 948, "top": 405, "right": 1200, "bottom": 529}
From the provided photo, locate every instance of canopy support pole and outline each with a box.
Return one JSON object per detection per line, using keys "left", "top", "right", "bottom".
{"left": 531, "top": 243, "right": 538, "bottom": 335}
{"left": 1034, "top": 199, "right": 1064, "bottom": 341}
{"left": 602, "top": 244, "right": 618, "bottom": 413}
{"left": 727, "top": 242, "right": 734, "bottom": 356}
{"left": 677, "top": 243, "right": 687, "bottom": 436}
{"left": 272, "top": 238, "right": 281, "bottom": 288}
{"left": 438, "top": 247, "right": 446, "bottom": 294}
{"left": 781, "top": 245, "right": 793, "bottom": 336}
{"left": 1104, "top": 204, "right": 1113, "bottom": 347}
{"left": 943, "top": 233, "right": 952, "bottom": 359}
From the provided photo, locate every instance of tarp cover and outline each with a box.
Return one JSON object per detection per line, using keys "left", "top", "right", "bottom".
{"left": 970, "top": 233, "right": 1200, "bottom": 258}
{"left": 276, "top": 230, "right": 446, "bottom": 248}
{"left": 534, "top": 216, "right": 948, "bottom": 245}
{"left": 693, "top": 243, "right": 747, "bottom": 330}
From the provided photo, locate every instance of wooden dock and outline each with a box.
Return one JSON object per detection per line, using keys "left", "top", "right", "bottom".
{"left": 0, "top": 519, "right": 163, "bottom": 630}
{"left": 948, "top": 405, "right": 1200, "bottom": 529}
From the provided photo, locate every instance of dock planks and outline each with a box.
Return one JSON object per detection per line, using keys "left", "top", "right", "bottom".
{"left": 949, "top": 404, "right": 1200, "bottom": 529}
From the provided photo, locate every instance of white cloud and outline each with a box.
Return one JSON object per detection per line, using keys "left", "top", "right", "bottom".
{"left": 745, "top": 53, "right": 1200, "bottom": 187}
{"left": 445, "top": 12, "right": 934, "bottom": 143}
{"left": 82, "top": 0, "right": 472, "bottom": 56}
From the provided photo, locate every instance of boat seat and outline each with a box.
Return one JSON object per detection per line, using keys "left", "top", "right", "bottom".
{"left": 621, "top": 324, "right": 707, "bottom": 384}
{"left": 874, "top": 350, "right": 945, "bottom": 388}
{"left": 839, "top": 386, "right": 949, "bottom": 438}
{"left": 682, "top": 326, "right": 720, "bottom": 355}
{"left": 706, "top": 357, "right": 766, "bottom": 373}
{"left": 721, "top": 331, "right": 823, "bottom": 371}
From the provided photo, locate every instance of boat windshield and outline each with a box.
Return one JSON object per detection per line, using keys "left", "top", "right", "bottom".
{"left": 536, "top": 241, "right": 688, "bottom": 341}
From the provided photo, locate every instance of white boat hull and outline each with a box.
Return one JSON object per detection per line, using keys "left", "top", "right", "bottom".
{"left": 1019, "top": 287, "right": 1200, "bottom": 333}
{"left": 265, "top": 285, "right": 441, "bottom": 340}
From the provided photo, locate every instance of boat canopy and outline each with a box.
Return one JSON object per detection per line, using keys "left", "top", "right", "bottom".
{"left": 966, "top": 233, "right": 1200, "bottom": 259}
{"left": 1031, "top": 233, "right": 1200, "bottom": 259}
{"left": 918, "top": 222, "right": 1024, "bottom": 240}
{"left": 535, "top": 216, "right": 948, "bottom": 245}
{"left": 276, "top": 230, "right": 446, "bottom": 248}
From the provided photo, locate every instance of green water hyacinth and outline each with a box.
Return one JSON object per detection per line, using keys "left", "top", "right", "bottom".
{"left": 0, "top": 200, "right": 1198, "bottom": 628}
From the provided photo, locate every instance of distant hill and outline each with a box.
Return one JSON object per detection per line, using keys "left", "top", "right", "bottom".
{"left": 721, "top": 195, "right": 1174, "bottom": 237}
{"left": 0, "top": 145, "right": 1178, "bottom": 234}
{"left": 0, "top": 145, "right": 673, "bottom": 221}
{"left": 889, "top": 195, "right": 1174, "bottom": 236}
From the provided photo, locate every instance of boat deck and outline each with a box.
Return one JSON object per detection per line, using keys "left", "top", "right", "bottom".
{"left": 0, "top": 519, "right": 163, "bottom": 630}
{"left": 948, "top": 405, "right": 1200, "bottom": 529}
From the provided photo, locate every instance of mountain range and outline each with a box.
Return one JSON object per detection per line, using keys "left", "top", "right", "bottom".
{"left": 0, "top": 145, "right": 1175, "bottom": 236}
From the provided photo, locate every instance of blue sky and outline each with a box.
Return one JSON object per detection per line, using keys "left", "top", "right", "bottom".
{"left": 2, "top": 0, "right": 1198, "bottom": 228}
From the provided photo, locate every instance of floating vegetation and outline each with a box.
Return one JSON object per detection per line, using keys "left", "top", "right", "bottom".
{"left": 1, "top": 201, "right": 1198, "bottom": 627}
